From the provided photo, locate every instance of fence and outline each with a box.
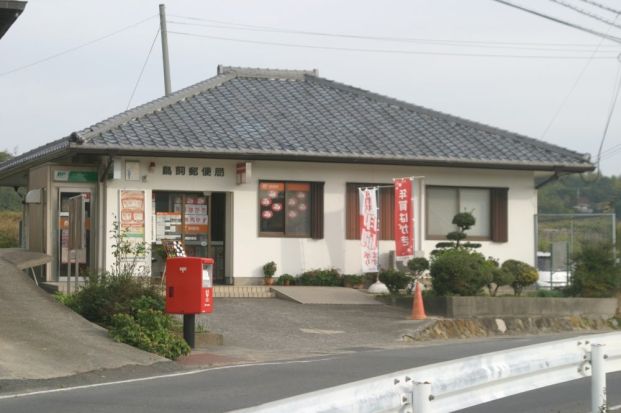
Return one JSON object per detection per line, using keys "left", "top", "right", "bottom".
{"left": 231, "top": 332, "right": 621, "bottom": 413}
{"left": 535, "top": 213, "right": 616, "bottom": 262}
{"left": 535, "top": 214, "right": 616, "bottom": 288}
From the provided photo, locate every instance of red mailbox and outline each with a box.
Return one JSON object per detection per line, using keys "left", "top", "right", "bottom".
{"left": 165, "top": 257, "right": 214, "bottom": 314}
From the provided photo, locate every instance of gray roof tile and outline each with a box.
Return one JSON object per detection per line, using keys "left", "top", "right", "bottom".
{"left": 0, "top": 66, "right": 593, "bottom": 177}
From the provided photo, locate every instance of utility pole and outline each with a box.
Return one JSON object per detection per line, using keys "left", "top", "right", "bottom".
{"left": 159, "top": 3, "right": 172, "bottom": 96}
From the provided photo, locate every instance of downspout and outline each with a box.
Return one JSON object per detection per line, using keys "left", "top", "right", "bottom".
{"left": 535, "top": 170, "right": 561, "bottom": 190}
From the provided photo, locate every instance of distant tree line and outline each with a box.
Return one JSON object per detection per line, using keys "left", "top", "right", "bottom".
{"left": 538, "top": 173, "right": 621, "bottom": 216}
{"left": 0, "top": 151, "right": 22, "bottom": 212}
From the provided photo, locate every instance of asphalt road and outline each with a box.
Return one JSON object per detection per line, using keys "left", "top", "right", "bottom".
{"left": 1, "top": 334, "right": 618, "bottom": 413}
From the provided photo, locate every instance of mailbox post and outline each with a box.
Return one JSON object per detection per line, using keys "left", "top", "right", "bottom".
{"left": 165, "top": 257, "right": 214, "bottom": 348}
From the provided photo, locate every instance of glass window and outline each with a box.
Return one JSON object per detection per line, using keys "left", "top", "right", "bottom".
{"left": 259, "top": 181, "right": 318, "bottom": 237}
{"left": 426, "top": 186, "right": 492, "bottom": 239}
{"left": 427, "top": 187, "right": 458, "bottom": 237}
{"left": 284, "top": 182, "right": 311, "bottom": 236}
{"left": 259, "top": 182, "right": 285, "bottom": 234}
{"left": 460, "top": 188, "right": 490, "bottom": 237}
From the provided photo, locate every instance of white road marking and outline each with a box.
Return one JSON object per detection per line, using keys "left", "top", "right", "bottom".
{"left": 299, "top": 328, "right": 344, "bottom": 335}
{"left": 0, "top": 357, "right": 339, "bottom": 401}
{"left": 610, "top": 404, "right": 621, "bottom": 411}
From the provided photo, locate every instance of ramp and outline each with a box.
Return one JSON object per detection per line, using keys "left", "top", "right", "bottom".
{"left": 0, "top": 249, "right": 165, "bottom": 381}
{"left": 271, "top": 286, "right": 382, "bottom": 304}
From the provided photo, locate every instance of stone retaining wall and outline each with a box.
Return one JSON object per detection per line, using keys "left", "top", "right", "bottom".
{"left": 428, "top": 296, "right": 618, "bottom": 319}
{"left": 378, "top": 295, "right": 618, "bottom": 319}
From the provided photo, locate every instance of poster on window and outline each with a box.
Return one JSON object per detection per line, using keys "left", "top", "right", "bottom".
{"left": 359, "top": 187, "right": 379, "bottom": 273}
{"left": 119, "top": 190, "right": 145, "bottom": 240}
{"left": 393, "top": 177, "right": 414, "bottom": 260}
{"left": 184, "top": 196, "right": 209, "bottom": 234}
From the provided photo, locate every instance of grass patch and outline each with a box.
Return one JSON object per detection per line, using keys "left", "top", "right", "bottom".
{"left": 0, "top": 210, "right": 20, "bottom": 248}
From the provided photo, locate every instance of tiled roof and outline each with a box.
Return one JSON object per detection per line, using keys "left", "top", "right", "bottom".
{"left": 0, "top": 66, "right": 593, "bottom": 176}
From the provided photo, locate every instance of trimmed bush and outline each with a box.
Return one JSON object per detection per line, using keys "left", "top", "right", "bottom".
{"left": 486, "top": 258, "right": 514, "bottom": 296}
{"left": 297, "top": 268, "right": 342, "bottom": 286}
{"left": 430, "top": 249, "right": 492, "bottom": 296}
{"left": 566, "top": 243, "right": 620, "bottom": 298}
{"left": 109, "top": 298, "right": 190, "bottom": 360}
{"left": 502, "top": 259, "right": 538, "bottom": 296}
{"left": 378, "top": 268, "right": 410, "bottom": 294}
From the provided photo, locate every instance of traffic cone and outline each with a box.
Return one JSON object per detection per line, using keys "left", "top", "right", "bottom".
{"left": 411, "top": 280, "right": 426, "bottom": 320}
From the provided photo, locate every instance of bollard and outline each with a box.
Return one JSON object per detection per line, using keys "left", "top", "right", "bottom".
{"left": 591, "top": 343, "right": 606, "bottom": 413}
{"left": 413, "top": 381, "right": 432, "bottom": 413}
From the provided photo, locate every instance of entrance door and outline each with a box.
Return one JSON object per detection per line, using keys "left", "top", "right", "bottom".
{"left": 152, "top": 191, "right": 226, "bottom": 282}
{"left": 57, "top": 188, "right": 94, "bottom": 280}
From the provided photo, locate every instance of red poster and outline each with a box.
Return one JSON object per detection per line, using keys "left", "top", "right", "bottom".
{"left": 394, "top": 178, "right": 414, "bottom": 259}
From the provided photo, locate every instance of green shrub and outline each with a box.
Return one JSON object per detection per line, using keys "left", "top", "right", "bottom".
{"left": 109, "top": 306, "right": 190, "bottom": 360}
{"left": 565, "top": 243, "right": 620, "bottom": 298}
{"left": 68, "top": 272, "right": 164, "bottom": 325}
{"left": 379, "top": 268, "right": 410, "bottom": 294}
{"left": 297, "top": 268, "right": 342, "bottom": 286}
{"left": 342, "top": 274, "right": 364, "bottom": 287}
{"left": 502, "top": 259, "right": 538, "bottom": 296}
{"left": 430, "top": 249, "right": 493, "bottom": 296}
{"left": 263, "top": 261, "right": 277, "bottom": 277}
{"left": 533, "top": 289, "right": 565, "bottom": 298}
{"left": 276, "top": 274, "right": 296, "bottom": 285}
{"left": 485, "top": 258, "right": 514, "bottom": 296}
{"left": 407, "top": 257, "right": 429, "bottom": 277}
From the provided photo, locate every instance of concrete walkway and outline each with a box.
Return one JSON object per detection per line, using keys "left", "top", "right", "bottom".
{"left": 190, "top": 298, "right": 433, "bottom": 364}
{"left": 0, "top": 249, "right": 165, "bottom": 380}
{"left": 271, "top": 286, "right": 382, "bottom": 304}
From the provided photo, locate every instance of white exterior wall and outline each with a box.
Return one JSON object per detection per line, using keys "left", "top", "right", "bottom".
{"left": 101, "top": 156, "right": 537, "bottom": 281}
{"left": 103, "top": 157, "right": 236, "bottom": 274}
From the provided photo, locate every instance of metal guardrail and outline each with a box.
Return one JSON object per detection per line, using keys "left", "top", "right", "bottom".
{"left": 231, "top": 332, "right": 621, "bottom": 413}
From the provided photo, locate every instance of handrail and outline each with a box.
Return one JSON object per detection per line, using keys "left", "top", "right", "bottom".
{"left": 230, "top": 331, "right": 621, "bottom": 413}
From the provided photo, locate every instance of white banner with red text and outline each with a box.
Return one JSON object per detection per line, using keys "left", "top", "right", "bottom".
{"left": 359, "top": 187, "right": 379, "bottom": 273}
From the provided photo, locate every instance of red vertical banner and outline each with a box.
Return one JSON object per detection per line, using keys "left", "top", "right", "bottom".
{"left": 359, "top": 187, "right": 379, "bottom": 273}
{"left": 394, "top": 178, "right": 414, "bottom": 259}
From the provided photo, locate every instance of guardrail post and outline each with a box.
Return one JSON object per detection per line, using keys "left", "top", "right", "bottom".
{"left": 591, "top": 343, "right": 607, "bottom": 413}
{"left": 413, "top": 381, "right": 432, "bottom": 413}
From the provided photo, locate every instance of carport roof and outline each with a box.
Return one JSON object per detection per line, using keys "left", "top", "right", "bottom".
{"left": 0, "top": 65, "right": 594, "bottom": 183}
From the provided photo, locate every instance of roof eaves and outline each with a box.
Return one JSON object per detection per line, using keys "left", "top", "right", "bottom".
{"left": 0, "top": 137, "right": 71, "bottom": 178}
{"left": 74, "top": 143, "right": 594, "bottom": 173}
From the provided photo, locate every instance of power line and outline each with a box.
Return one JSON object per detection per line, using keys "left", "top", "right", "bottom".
{"left": 169, "top": 13, "right": 621, "bottom": 49}
{"left": 541, "top": 14, "right": 617, "bottom": 139}
{"left": 491, "top": 0, "right": 621, "bottom": 44}
{"left": 546, "top": 0, "right": 621, "bottom": 30}
{"left": 595, "top": 60, "right": 621, "bottom": 171}
{"left": 126, "top": 28, "right": 160, "bottom": 110}
{"left": 599, "top": 142, "right": 621, "bottom": 160}
{"left": 167, "top": 19, "right": 619, "bottom": 53}
{"left": 576, "top": 0, "right": 621, "bottom": 15}
{"left": 169, "top": 30, "right": 617, "bottom": 59}
{"left": 0, "top": 15, "right": 157, "bottom": 77}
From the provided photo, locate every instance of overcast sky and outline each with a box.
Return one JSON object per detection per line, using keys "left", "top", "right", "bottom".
{"left": 2, "top": 0, "right": 621, "bottom": 175}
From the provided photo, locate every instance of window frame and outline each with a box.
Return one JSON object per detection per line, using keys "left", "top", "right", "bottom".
{"left": 258, "top": 180, "right": 323, "bottom": 239}
{"left": 425, "top": 185, "right": 506, "bottom": 242}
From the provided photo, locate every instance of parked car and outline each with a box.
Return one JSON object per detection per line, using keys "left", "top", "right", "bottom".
{"left": 536, "top": 251, "right": 570, "bottom": 288}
